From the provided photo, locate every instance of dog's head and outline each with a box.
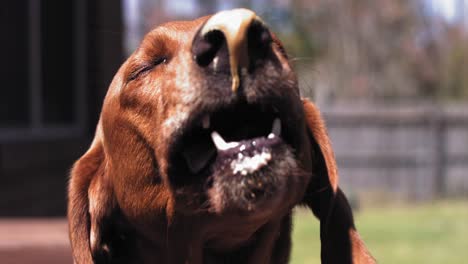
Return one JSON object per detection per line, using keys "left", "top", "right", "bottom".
{"left": 101, "top": 9, "right": 324, "bottom": 216}
{"left": 68, "top": 9, "right": 343, "bottom": 262}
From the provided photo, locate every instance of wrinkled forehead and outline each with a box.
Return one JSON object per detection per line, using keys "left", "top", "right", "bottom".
{"left": 141, "top": 16, "right": 211, "bottom": 47}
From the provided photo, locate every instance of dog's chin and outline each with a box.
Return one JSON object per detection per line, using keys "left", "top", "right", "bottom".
{"left": 207, "top": 142, "right": 300, "bottom": 215}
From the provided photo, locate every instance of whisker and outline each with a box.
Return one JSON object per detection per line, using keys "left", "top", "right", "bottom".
{"left": 290, "top": 56, "right": 316, "bottom": 62}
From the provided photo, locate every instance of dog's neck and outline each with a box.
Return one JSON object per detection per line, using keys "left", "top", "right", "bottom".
{"left": 116, "top": 212, "right": 293, "bottom": 264}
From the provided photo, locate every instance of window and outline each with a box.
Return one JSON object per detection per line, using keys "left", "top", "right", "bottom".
{"left": 0, "top": 0, "right": 87, "bottom": 141}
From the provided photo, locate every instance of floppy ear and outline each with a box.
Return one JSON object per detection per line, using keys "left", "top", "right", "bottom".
{"left": 68, "top": 125, "right": 116, "bottom": 264}
{"left": 301, "top": 99, "right": 375, "bottom": 264}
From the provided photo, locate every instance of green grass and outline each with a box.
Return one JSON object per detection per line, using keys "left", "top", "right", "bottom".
{"left": 290, "top": 200, "right": 468, "bottom": 264}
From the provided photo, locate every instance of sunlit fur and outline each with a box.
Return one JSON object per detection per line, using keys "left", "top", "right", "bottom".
{"left": 68, "top": 11, "right": 375, "bottom": 264}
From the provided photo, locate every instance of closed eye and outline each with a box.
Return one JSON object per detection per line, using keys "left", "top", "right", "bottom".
{"left": 128, "top": 57, "right": 167, "bottom": 81}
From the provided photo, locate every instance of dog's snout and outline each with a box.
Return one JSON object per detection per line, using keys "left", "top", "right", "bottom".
{"left": 192, "top": 9, "right": 272, "bottom": 92}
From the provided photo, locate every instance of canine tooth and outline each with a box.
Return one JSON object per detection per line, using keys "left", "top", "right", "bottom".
{"left": 213, "top": 56, "right": 219, "bottom": 71}
{"left": 272, "top": 118, "right": 281, "bottom": 136}
{"left": 267, "top": 133, "right": 275, "bottom": 139}
{"left": 202, "top": 115, "right": 210, "bottom": 129}
{"left": 211, "top": 131, "right": 239, "bottom": 150}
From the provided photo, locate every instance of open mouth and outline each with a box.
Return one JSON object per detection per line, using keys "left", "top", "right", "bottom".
{"left": 211, "top": 117, "right": 281, "bottom": 175}
{"left": 170, "top": 101, "right": 288, "bottom": 187}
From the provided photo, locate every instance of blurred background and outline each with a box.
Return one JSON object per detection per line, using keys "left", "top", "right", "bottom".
{"left": 0, "top": 0, "right": 467, "bottom": 263}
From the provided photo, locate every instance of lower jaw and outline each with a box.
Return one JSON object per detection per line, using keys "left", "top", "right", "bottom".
{"left": 208, "top": 189, "right": 284, "bottom": 216}
{"left": 208, "top": 143, "right": 300, "bottom": 214}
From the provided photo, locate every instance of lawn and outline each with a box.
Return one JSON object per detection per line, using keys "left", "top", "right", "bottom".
{"left": 290, "top": 200, "right": 468, "bottom": 264}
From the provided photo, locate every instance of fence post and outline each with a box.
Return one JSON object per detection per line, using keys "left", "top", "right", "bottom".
{"left": 433, "top": 111, "right": 446, "bottom": 198}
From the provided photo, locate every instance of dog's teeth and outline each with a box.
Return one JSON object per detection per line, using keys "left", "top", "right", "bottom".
{"left": 213, "top": 56, "right": 219, "bottom": 71}
{"left": 272, "top": 118, "right": 281, "bottom": 136}
{"left": 202, "top": 115, "right": 210, "bottom": 129}
{"left": 231, "top": 149, "right": 272, "bottom": 175}
{"left": 211, "top": 131, "right": 239, "bottom": 151}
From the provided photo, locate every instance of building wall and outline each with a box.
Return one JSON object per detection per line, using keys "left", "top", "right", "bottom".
{"left": 0, "top": 0, "right": 123, "bottom": 216}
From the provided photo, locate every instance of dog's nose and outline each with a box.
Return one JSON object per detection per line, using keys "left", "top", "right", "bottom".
{"left": 192, "top": 9, "right": 272, "bottom": 92}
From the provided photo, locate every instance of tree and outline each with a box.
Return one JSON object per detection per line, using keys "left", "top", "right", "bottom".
{"left": 266, "top": 0, "right": 468, "bottom": 103}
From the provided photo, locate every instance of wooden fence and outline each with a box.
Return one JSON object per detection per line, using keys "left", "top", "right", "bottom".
{"left": 320, "top": 104, "right": 468, "bottom": 201}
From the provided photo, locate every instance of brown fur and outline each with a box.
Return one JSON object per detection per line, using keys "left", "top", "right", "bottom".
{"left": 68, "top": 11, "right": 375, "bottom": 264}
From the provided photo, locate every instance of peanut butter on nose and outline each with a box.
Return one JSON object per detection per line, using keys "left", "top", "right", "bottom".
{"left": 201, "top": 9, "right": 263, "bottom": 92}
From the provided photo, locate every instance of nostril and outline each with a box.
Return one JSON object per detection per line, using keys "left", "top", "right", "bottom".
{"left": 247, "top": 22, "right": 272, "bottom": 65}
{"left": 248, "top": 22, "right": 272, "bottom": 48}
{"left": 193, "top": 30, "right": 226, "bottom": 67}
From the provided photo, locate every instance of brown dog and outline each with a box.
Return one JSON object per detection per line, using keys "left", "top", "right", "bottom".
{"left": 68, "top": 9, "right": 375, "bottom": 264}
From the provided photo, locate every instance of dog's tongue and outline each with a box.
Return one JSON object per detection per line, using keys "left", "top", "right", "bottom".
{"left": 182, "top": 141, "right": 216, "bottom": 174}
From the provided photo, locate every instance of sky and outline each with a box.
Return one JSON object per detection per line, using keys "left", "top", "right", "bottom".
{"left": 430, "top": 0, "right": 456, "bottom": 19}
{"left": 429, "top": 0, "right": 466, "bottom": 22}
